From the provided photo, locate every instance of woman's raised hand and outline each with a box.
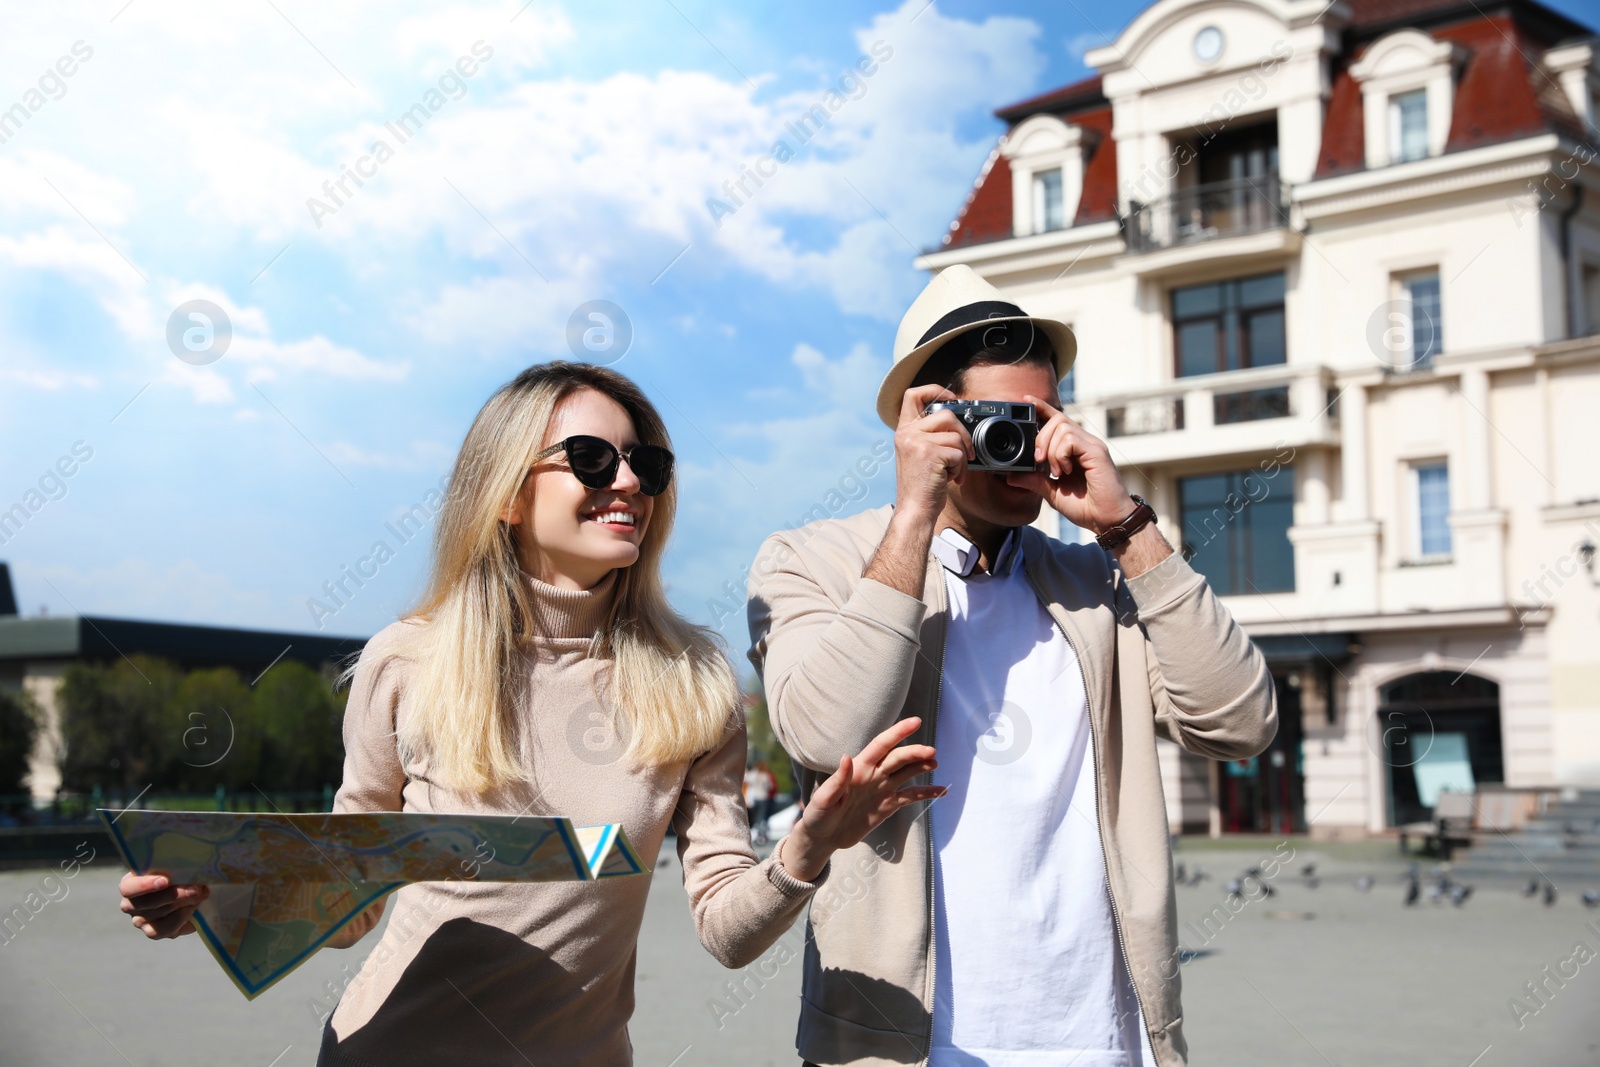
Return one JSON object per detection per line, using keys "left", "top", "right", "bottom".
{"left": 118, "top": 872, "right": 209, "bottom": 939}
{"left": 778, "top": 717, "right": 944, "bottom": 883}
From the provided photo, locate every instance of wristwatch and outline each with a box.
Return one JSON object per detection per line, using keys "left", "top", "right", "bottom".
{"left": 1094, "top": 495, "right": 1157, "bottom": 550}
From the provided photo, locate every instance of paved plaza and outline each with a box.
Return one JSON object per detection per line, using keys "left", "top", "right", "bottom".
{"left": 3, "top": 838, "right": 1597, "bottom": 1066}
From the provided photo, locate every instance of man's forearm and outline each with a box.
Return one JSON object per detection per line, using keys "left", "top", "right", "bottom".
{"left": 862, "top": 507, "right": 937, "bottom": 597}
{"left": 1108, "top": 522, "right": 1173, "bottom": 579}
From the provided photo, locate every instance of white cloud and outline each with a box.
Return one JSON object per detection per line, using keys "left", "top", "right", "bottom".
{"left": 791, "top": 340, "right": 886, "bottom": 407}
{"left": 405, "top": 271, "right": 593, "bottom": 353}
{"left": 18, "top": 557, "right": 287, "bottom": 629}
{"left": 50, "top": 0, "right": 1044, "bottom": 328}
{"left": 0, "top": 150, "right": 138, "bottom": 227}
{"left": 0, "top": 0, "right": 1049, "bottom": 366}
{"left": 232, "top": 334, "right": 410, "bottom": 383}
{"left": 0, "top": 368, "right": 98, "bottom": 390}
{"left": 393, "top": 4, "right": 574, "bottom": 70}
{"left": 161, "top": 362, "right": 236, "bottom": 405}
{"left": 666, "top": 341, "right": 895, "bottom": 632}
{"left": 0, "top": 0, "right": 1054, "bottom": 636}
{"left": 1066, "top": 31, "right": 1110, "bottom": 60}
{"left": 150, "top": 284, "right": 409, "bottom": 397}
{"left": 325, "top": 438, "right": 454, "bottom": 470}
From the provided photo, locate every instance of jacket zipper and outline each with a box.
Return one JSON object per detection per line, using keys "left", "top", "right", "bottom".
{"left": 918, "top": 559, "right": 947, "bottom": 1067}
{"left": 1026, "top": 564, "right": 1164, "bottom": 1067}
{"left": 916, "top": 537, "right": 1161, "bottom": 1064}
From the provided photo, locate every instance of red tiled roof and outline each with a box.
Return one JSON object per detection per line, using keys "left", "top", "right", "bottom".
{"left": 1315, "top": 64, "right": 1367, "bottom": 178}
{"left": 941, "top": 103, "right": 1121, "bottom": 248}
{"left": 1073, "top": 106, "right": 1119, "bottom": 225}
{"left": 943, "top": 2, "right": 1596, "bottom": 247}
{"left": 943, "top": 147, "right": 1012, "bottom": 249}
{"left": 1344, "top": 0, "right": 1493, "bottom": 29}
{"left": 995, "top": 75, "right": 1106, "bottom": 124}
{"left": 1343, "top": 0, "right": 1591, "bottom": 39}
{"left": 1314, "top": 11, "right": 1593, "bottom": 178}
{"left": 1441, "top": 16, "right": 1562, "bottom": 151}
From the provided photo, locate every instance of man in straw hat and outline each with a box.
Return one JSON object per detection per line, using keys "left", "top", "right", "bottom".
{"left": 747, "top": 265, "right": 1277, "bottom": 1066}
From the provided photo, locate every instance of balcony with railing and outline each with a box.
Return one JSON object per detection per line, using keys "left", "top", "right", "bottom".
{"left": 1124, "top": 175, "right": 1291, "bottom": 256}
{"left": 1074, "top": 362, "right": 1340, "bottom": 467}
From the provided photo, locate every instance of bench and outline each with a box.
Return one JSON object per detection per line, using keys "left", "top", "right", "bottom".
{"left": 1397, "top": 790, "right": 1476, "bottom": 859}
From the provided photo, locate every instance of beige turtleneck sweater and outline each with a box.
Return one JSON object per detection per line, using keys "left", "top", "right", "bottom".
{"left": 320, "top": 570, "right": 824, "bottom": 1066}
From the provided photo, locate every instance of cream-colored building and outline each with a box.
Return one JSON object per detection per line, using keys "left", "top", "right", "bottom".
{"left": 916, "top": 0, "right": 1600, "bottom": 836}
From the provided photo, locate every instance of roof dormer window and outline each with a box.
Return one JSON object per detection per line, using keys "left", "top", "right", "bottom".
{"left": 1350, "top": 29, "right": 1465, "bottom": 169}
{"left": 1389, "top": 90, "right": 1429, "bottom": 164}
{"left": 1033, "top": 169, "right": 1065, "bottom": 233}
{"left": 1000, "top": 114, "right": 1087, "bottom": 238}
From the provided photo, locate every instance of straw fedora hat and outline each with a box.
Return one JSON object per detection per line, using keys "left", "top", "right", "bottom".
{"left": 876, "top": 264, "right": 1076, "bottom": 428}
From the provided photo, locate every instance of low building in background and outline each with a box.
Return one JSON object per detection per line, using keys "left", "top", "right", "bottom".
{"left": 0, "top": 562, "right": 367, "bottom": 802}
{"left": 919, "top": 0, "right": 1600, "bottom": 837}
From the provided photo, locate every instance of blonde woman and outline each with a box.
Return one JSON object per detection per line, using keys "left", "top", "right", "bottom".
{"left": 117, "top": 362, "right": 943, "bottom": 1065}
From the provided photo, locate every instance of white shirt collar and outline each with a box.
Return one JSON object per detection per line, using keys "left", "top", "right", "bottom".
{"left": 930, "top": 525, "right": 1024, "bottom": 579}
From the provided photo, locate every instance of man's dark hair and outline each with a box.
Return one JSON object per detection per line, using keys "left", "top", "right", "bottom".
{"left": 909, "top": 320, "right": 1056, "bottom": 396}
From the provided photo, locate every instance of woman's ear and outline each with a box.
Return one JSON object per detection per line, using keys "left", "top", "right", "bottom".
{"left": 500, "top": 469, "right": 537, "bottom": 526}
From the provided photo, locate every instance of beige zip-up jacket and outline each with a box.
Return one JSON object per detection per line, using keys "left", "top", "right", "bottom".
{"left": 746, "top": 504, "right": 1277, "bottom": 1067}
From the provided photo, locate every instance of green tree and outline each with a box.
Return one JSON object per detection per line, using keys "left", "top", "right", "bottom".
{"left": 254, "top": 661, "right": 346, "bottom": 792}
{"left": 169, "top": 667, "right": 257, "bottom": 792}
{"left": 59, "top": 656, "right": 181, "bottom": 794}
{"left": 0, "top": 688, "right": 39, "bottom": 797}
{"left": 743, "top": 686, "right": 795, "bottom": 797}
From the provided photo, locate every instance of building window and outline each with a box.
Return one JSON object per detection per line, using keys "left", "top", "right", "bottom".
{"left": 1582, "top": 262, "right": 1600, "bottom": 335}
{"left": 1179, "top": 465, "right": 1296, "bottom": 595}
{"left": 1350, "top": 30, "right": 1462, "bottom": 170}
{"left": 1414, "top": 462, "right": 1451, "bottom": 557}
{"left": 1389, "top": 89, "right": 1429, "bottom": 163}
{"left": 1401, "top": 271, "right": 1442, "bottom": 366}
{"left": 1033, "top": 168, "right": 1065, "bottom": 233}
{"left": 1172, "top": 271, "right": 1286, "bottom": 377}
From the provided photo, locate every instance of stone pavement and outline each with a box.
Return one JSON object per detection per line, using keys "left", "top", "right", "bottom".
{"left": 2, "top": 838, "right": 1597, "bottom": 1066}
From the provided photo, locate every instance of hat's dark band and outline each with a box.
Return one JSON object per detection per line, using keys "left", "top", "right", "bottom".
{"left": 915, "top": 300, "right": 1028, "bottom": 348}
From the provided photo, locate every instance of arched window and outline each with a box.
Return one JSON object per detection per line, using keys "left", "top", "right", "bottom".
{"left": 1376, "top": 670, "right": 1502, "bottom": 827}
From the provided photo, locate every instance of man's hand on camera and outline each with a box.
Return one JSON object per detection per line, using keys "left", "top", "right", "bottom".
{"left": 1007, "top": 393, "right": 1137, "bottom": 533}
{"left": 1007, "top": 392, "right": 1175, "bottom": 578}
{"left": 892, "top": 383, "right": 973, "bottom": 523}
{"left": 861, "top": 384, "right": 973, "bottom": 599}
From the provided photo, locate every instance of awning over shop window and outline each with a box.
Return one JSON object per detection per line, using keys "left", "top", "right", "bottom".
{"left": 1248, "top": 632, "right": 1357, "bottom": 665}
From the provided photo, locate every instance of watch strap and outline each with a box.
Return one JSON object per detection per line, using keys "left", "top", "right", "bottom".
{"left": 1095, "top": 495, "right": 1157, "bottom": 550}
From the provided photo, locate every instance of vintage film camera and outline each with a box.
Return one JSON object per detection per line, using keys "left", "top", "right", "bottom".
{"left": 923, "top": 400, "right": 1038, "bottom": 474}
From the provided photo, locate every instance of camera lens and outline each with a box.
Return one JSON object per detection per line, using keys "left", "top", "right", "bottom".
{"left": 977, "top": 418, "right": 1025, "bottom": 466}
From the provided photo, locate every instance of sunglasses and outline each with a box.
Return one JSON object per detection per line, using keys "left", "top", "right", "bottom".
{"left": 531, "top": 435, "right": 674, "bottom": 496}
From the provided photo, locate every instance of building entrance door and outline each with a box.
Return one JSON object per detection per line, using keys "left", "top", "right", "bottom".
{"left": 1217, "top": 671, "right": 1304, "bottom": 833}
{"left": 1379, "top": 671, "right": 1503, "bottom": 827}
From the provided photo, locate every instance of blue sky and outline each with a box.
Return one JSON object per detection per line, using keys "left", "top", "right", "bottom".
{"left": 1, "top": 0, "right": 1595, "bottom": 663}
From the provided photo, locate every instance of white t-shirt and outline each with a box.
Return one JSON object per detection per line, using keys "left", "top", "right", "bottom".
{"left": 928, "top": 527, "right": 1156, "bottom": 1067}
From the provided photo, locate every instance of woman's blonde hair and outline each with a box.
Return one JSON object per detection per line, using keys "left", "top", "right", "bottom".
{"left": 361, "top": 361, "right": 737, "bottom": 792}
